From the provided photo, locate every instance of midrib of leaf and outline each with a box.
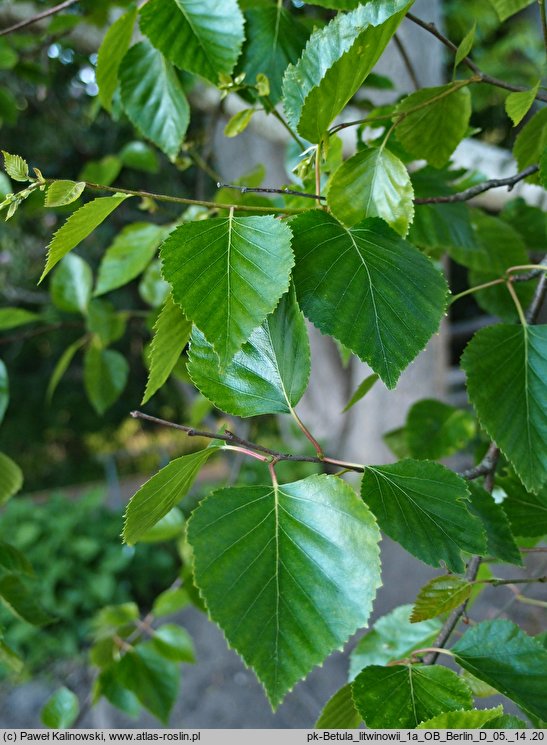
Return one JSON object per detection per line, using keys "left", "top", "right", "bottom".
{"left": 226, "top": 212, "right": 233, "bottom": 366}
{"left": 523, "top": 324, "right": 532, "bottom": 479}
{"left": 367, "top": 467, "right": 465, "bottom": 551}
{"left": 408, "top": 667, "right": 418, "bottom": 726}
{"left": 264, "top": 322, "right": 292, "bottom": 410}
{"left": 273, "top": 480, "right": 281, "bottom": 699}
{"left": 346, "top": 229, "right": 390, "bottom": 386}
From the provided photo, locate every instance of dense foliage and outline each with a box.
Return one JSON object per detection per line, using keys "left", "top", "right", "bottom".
{"left": 0, "top": 0, "right": 546, "bottom": 729}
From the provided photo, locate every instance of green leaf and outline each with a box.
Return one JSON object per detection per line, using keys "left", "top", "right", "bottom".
{"left": 0, "top": 574, "right": 53, "bottom": 625}
{"left": 417, "top": 706, "right": 503, "bottom": 729}
{"left": 118, "top": 642, "right": 179, "bottom": 724}
{"left": 96, "top": 5, "right": 138, "bottom": 111}
{"left": 282, "top": 1, "right": 411, "bottom": 142}
{"left": 383, "top": 426, "right": 412, "bottom": 460}
{"left": 349, "top": 604, "right": 441, "bottom": 680}
{"left": 187, "top": 287, "right": 310, "bottom": 417}
{"left": 361, "top": 459, "right": 486, "bottom": 572}
{"left": 291, "top": 212, "right": 448, "bottom": 389}
{"left": 540, "top": 147, "right": 547, "bottom": 189}
{"left": 137, "top": 507, "right": 185, "bottom": 543}
{"left": 86, "top": 299, "right": 126, "bottom": 347}
{"left": 79, "top": 156, "right": 122, "bottom": 187}
{"left": 142, "top": 295, "right": 192, "bottom": 404}
{"left": 139, "top": 0, "right": 244, "bottom": 83}
{"left": 0, "top": 541, "right": 33, "bottom": 575}
{"left": 453, "top": 619, "right": 547, "bottom": 721}
{"left": 405, "top": 399, "right": 475, "bottom": 460}
{"left": 83, "top": 346, "right": 129, "bottom": 415}
{"left": 342, "top": 373, "right": 379, "bottom": 413}
{"left": 0, "top": 308, "right": 39, "bottom": 331}
{"left": 120, "top": 41, "right": 190, "bottom": 161}
{"left": 119, "top": 141, "right": 159, "bottom": 174}
{"left": 489, "top": 0, "right": 534, "bottom": 21}
{"left": 95, "top": 223, "right": 167, "bottom": 297}
{"left": 224, "top": 109, "right": 255, "bottom": 138}
{"left": 483, "top": 715, "right": 528, "bottom": 728}
{"left": 514, "top": 107, "right": 547, "bottom": 185}
{"left": 327, "top": 147, "right": 414, "bottom": 236}
{"left": 237, "top": 7, "right": 310, "bottom": 105}
{"left": 505, "top": 81, "right": 540, "bottom": 127}
{"left": 40, "top": 194, "right": 130, "bottom": 280}
{"left": 123, "top": 448, "right": 217, "bottom": 544}
{"left": 395, "top": 85, "right": 472, "bottom": 168}
{"left": 46, "top": 338, "right": 85, "bottom": 402}
{"left": 188, "top": 474, "right": 381, "bottom": 709}
{"left": 41, "top": 688, "right": 79, "bottom": 729}
{"left": 0, "top": 358, "right": 8, "bottom": 425}
{"left": 50, "top": 254, "right": 93, "bottom": 314}
{"left": 152, "top": 624, "right": 195, "bottom": 663}
{"left": 352, "top": 664, "right": 472, "bottom": 729}
{"left": 0, "top": 641, "right": 23, "bottom": 674}
{"left": 460, "top": 669, "right": 499, "bottom": 698}
{"left": 302, "top": 0, "right": 361, "bottom": 7}
{"left": 410, "top": 202, "right": 476, "bottom": 258}
{"left": 467, "top": 482, "right": 522, "bottom": 564}
{"left": 461, "top": 324, "right": 547, "bottom": 494}
{"left": 161, "top": 214, "right": 294, "bottom": 369}
{"left": 411, "top": 575, "right": 473, "bottom": 623}
{"left": 315, "top": 684, "right": 361, "bottom": 729}
{"left": 454, "top": 22, "right": 476, "bottom": 71}
{"left": 45, "top": 180, "right": 86, "bottom": 208}
{"left": 139, "top": 260, "right": 170, "bottom": 308}
{"left": 94, "top": 666, "right": 141, "bottom": 717}
{"left": 1, "top": 151, "right": 29, "bottom": 182}
{"left": 498, "top": 474, "right": 547, "bottom": 537}
{"left": 0, "top": 41, "right": 18, "bottom": 71}
{"left": 0, "top": 452, "right": 23, "bottom": 506}
{"left": 152, "top": 587, "right": 190, "bottom": 617}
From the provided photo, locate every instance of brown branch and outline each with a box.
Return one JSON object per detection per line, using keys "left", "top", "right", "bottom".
{"left": 394, "top": 33, "right": 420, "bottom": 91}
{"left": 130, "top": 411, "right": 365, "bottom": 472}
{"left": 406, "top": 12, "right": 547, "bottom": 103}
{"left": 219, "top": 165, "right": 538, "bottom": 208}
{"left": 414, "top": 165, "right": 539, "bottom": 205}
{"left": 0, "top": 0, "right": 80, "bottom": 37}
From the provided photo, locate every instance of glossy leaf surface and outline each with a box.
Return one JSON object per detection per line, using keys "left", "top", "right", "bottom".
{"left": 291, "top": 212, "right": 448, "bottom": 389}
{"left": 187, "top": 287, "right": 310, "bottom": 416}
{"left": 161, "top": 214, "right": 294, "bottom": 368}
{"left": 453, "top": 619, "right": 547, "bottom": 721}
{"left": 188, "top": 474, "right": 382, "bottom": 708}
{"left": 462, "top": 324, "right": 547, "bottom": 494}
{"left": 83, "top": 346, "right": 129, "bottom": 416}
{"left": 352, "top": 664, "right": 472, "bottom": 729}
{"left": 327, "top": 147, "right": 414, "bottom": 235}
{"left": 411, "top": 575, "right": 473, "bottom": 623}
{"left": 361, "top": 459, "right": 486, "bottom": 572}
{"left": 282, "top": 1, "right": 411, "bottom": 142}
{"left": 140, "top": 0, "right": 244, "bottom": 83}
{"left": 120, "top": 41, "right": 190, "bottom": 161}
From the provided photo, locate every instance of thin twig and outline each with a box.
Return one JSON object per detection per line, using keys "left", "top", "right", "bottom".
{"left": 526, "top": 255, "right": 547, "bottom": 323}
{"left": 130, "top": 411, "right": 365, "bottom": 472}
{"left": 481, "top": 576, "right": 547, "bottom": 586}
{"left": 414, "top": 165, "right": 539, "bottom": 205}
{"left": 217, "top": 183, "right": 325, "bottom": 201}
{"left": 460, "top": 442, "right": 499, "bottom": 480}
{"left": 0, "top": 0, "right": 80, "bottom": 37}
{"left": 45, "top": 179, "right": 307, "bottom": 216}
{"left": 406, "top": 12, "right": 547, "bottom": 103}
{"left": 394, "top": 33, "right": 420, "bottom": 90}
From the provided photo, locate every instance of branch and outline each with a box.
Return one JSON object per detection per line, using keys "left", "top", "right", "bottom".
{"left": 46, "top": 179, "right": 307, "bottom": 216}
{"left": 0, "top": 0, "right": 79, "bottom": 37}
{"left": 414, "top": 165, "right": 539, "bottom": 205}
{"left": 406, "top": 12, "right": 547, "bottom": 103}
{"left": 130, "top": 411, "right": 365, "bottom": 472}
{"left": 221, "top": 165, "right": 538, "bottom": 209}
{"left": 482, "top": 576, "right": 547, "bottom": 586}
{"left": 217, "top": 183, "right": 325, "bottom": 201}
{"left": 393, "top": 32, "right": 420, "bottom": 91}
